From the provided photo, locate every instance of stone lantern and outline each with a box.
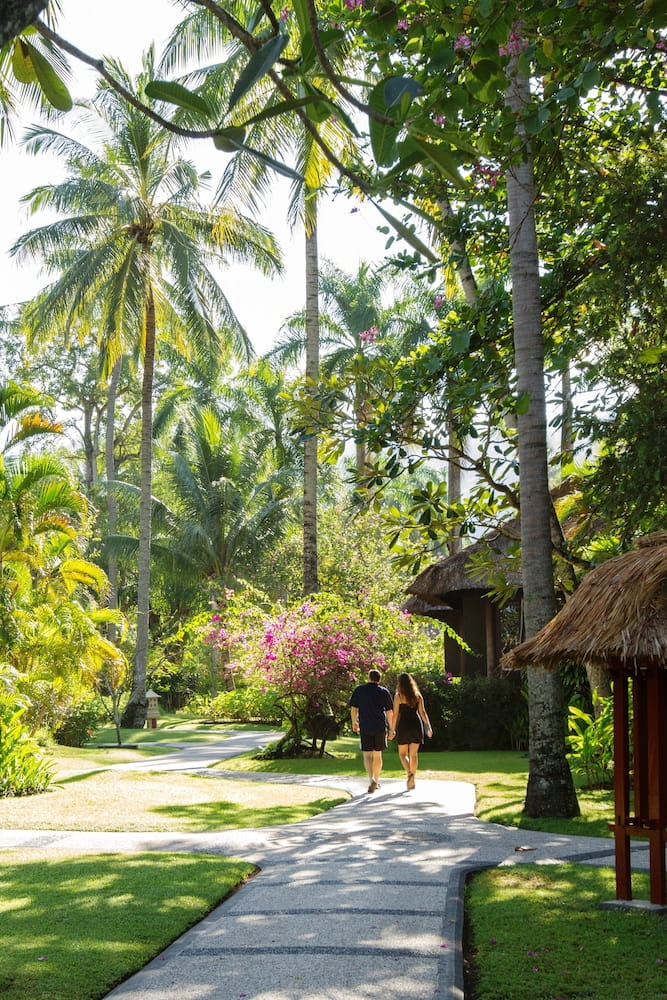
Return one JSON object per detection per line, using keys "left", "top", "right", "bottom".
{"left": 145, "top": 689, "right": 160, "bottom": 729}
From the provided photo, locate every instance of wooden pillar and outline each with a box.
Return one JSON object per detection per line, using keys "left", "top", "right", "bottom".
{"left": 633, "top": 669, "right": 649, "bottom": 820}
{"left": 645, "top": 667, "right": 667, "bottom": 905}
{"left": 612, "top": 669, "right": 632, "bottom": 900}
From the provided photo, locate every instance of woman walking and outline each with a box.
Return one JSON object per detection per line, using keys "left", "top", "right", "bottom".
{"left": 389, "top": 672, "right": 432, "bottom": 790}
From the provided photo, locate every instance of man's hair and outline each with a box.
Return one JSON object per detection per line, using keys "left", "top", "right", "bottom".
{"left": 368, "top": 668, "right": 382, "bottom": 683}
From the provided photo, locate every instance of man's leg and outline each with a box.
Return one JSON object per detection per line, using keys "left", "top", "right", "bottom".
{"left": 370, "top": 749, "right": 383, "bottom": 783}
{"left": 362, "top": 750, "right": 374, "bottom": 780}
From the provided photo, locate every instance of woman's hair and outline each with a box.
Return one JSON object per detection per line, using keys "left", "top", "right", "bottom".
{"left": 397, "top": 672, "right": 420, "bottom": 706}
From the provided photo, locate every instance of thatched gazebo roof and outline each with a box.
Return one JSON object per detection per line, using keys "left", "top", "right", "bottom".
{"left": 501, "top": 532, "right": 667, "bottom": 672}
{"left": 402, "top": 595, "right": 453, "bottom": 617}
{"left": 406, "top": 525, "right": 522, "bottom": 602}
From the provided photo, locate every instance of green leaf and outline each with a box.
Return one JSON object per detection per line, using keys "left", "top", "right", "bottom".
{"left": 244, "top": 94, "right": 320, "bottom": 124}
{"left": 384, "top": 76, "right": 423, "bottom": 109}
{"left": 144, "top": 80, "right": 213, "bottom": 118}
{"left": 12, "top": 39, "right": 37, "bottom": 84}
{"left": 300, "top": 27, "right": 344, "bottom": 72}
{"left": 291, "top": 0, "right": 311, "bottom": 42}
{"left": 212, "top": 126, "right": 247, "bottom": 151}
{"left": 369, "top": 80, "right": 400, "bottom": 166}
{"left": 450, "top": 328, "right": 471, "bottom": 353}
{"left": 371, "top": 201, "right": 437, "bottom": 262}
{"left": 410, "top": 136, "right": 466, "bottom": 187}
{"left": 247, "top": 4, "right": 269, "bottom": 33}
{"left": 228, "top": 33, "right": 289, "bottom": 112}
{"left": 226, "top": 139, "right": 304, "bottom": 183}
{"left": 637, "top": 347, "right": 665, "bottom": 364}
{"left": 18, "top": 39, "right": 72, "bottom": 110}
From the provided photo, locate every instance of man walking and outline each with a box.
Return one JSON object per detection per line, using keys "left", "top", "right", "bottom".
{"left": 348, "top": 668, "right": 394, "bottom": 793}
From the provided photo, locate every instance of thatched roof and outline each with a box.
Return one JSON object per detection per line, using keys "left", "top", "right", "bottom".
{"left": 403, "top": 595, "right": 453, "bottom": 617}
{"left": 501, "top": 532, "right": 667, "bottom": 672}
{"left": 406, "top": 525, "right": 522, "bottom": 602}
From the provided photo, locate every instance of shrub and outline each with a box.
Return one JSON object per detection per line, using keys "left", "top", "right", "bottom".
{"left": 249, "top": 594, "right": 386, "bottom": 753}
{"left": 198, "top": 686, "right": 282, "bottom": 724}
{"left": 0, "top": 707, "right": 53, "bottom": 796}
{"left": 420, "top": 674, "right": 528, "bottom": 751}
{"left": 567, "top": 694, "right": 615, "bottom": 789}
{"left": 52, "top": 697, "right": 102, "bottom": 748}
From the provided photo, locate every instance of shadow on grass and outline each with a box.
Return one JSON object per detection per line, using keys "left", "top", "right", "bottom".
{"left": 151, "top": 796, "right": 347, "bottom": 830}
{"left": 57, "top": 769, "right": 111, "bottom": 785}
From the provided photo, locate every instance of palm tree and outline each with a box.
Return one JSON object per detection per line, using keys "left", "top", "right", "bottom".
{"left": 12, "top": 51, "right": 282, "bottom": 726}
{"left": 274, "top": 260, "right": 432, "bottom": 477}
{"left": 162, "top": 6, "right": 356, "bottom": 595}
{"left": 505, "top": 56, "right": 578, "bottom": 818}
{"left": 154, "top": 402, "right": 295, "bottom": 594}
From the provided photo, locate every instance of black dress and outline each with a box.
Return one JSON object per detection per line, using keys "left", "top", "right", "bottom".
{"left": 395, "top": 702, "right": 424, "bottom": 744}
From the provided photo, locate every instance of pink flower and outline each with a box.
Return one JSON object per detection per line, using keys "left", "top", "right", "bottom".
{"left": 344, "top": 0, "right": 364, "bottom": 8}
{"left": 473, "top": 161, "right": 502, "bottom": 188}
{"left": 360, "top": 325, "right": 379, "bottom": 343}
{"left": 279, "top": 5, "right": 290, "bottom": 20}
{"left": 454, "top": 33, "right": 472, "bottom": 51}
{"left": 499, "top": 31, "right": 529, "bottom": 57}
{"left": 433, "top": 292, "right": 445, "bottom": 309}
{"left": 432, "top": 114, "right": 447, "bottom": 126}
{"left": 397, "top": 18, "right": 409, "bottom": 29}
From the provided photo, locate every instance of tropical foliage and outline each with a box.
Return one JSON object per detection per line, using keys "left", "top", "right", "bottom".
{"left": 0, "top": 1, "right": 663, "bottom": 819}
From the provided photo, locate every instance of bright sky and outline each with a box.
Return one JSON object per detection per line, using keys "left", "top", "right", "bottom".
{"left": 0, "top": 0, "right": 390, "bottom": 353}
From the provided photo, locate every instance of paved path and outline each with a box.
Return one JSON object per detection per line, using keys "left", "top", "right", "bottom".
{"left": 0, "top": 732, "right": 652, "bottom": 1000}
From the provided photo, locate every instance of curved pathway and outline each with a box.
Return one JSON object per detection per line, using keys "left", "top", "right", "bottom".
{"left": 0, "top": 731, "right": 651, "bottom": 1000}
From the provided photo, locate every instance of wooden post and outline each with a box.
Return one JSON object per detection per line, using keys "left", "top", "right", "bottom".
{"left": 612, "top": 669, "right": 632, "bottom": 900}
{"left": 646, "top": 668, "right": 667, "bottom": 905}
{"left": 633, "top": 669, "right": 649, "bottom": 819}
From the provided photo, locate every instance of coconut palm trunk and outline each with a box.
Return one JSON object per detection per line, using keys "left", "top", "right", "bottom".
{"left": 303, "top": 220, "right": 319, "bottom": 595}
{"left": 506, "top": 57, "right": 579, "bottom": 818}
{"left": 105, "top": 358, "right": 121, "bottom": 647}
{"left": 124, "top": 283, "right": 156, "bottom": 728}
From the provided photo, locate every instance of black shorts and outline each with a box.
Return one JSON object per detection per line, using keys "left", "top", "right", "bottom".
{"left": 360, "top": 731, "right": 388, "bottom": 752}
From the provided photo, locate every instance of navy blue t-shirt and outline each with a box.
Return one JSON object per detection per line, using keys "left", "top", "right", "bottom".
{"left": 348, "top": 681, "right": 393, "bottom": 733}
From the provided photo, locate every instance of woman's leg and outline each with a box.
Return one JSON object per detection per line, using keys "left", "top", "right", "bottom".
{"left": 397, "top": 743, "right": 411, "bottom": 775}
{"left": 408, "top": 744, "right": 420, "bottom": 777}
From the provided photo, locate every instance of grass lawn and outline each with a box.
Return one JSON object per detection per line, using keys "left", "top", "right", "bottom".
{"left": 0, "top": 732, "right": 346, "bottom": 832}
{"left": 0, "top": 850, "right": 256, "bottom": 1000}
{"left": 465, "top": 864, "right": 666, "bottom": 1000}
{"left": 89, "top": 714, "right": 273, "bottom": 746}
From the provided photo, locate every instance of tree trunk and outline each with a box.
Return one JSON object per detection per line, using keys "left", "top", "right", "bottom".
{"left": 303, "top": 216, "right": 319, "bottom": 596}
{"left": 505, "top": 56, "right": 579, "bottom": 818}
{"left": 82, "top": 399, "right": 97, "bottom": 494}
{"left": 438, "top": 193, "right": 477, "bottom": 557}
{"left": 105, "top": 358, "right": 121, "bottom": 647}
{"left": 560, "top": 363, "right": 574, "bottom": 469}
{"left": 124, "top": 288, "right": 156, "bottom": 728}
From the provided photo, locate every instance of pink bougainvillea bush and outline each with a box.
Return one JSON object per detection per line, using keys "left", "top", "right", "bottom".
{"left": 258, "top": 594, "right": 386, "bottom": 753}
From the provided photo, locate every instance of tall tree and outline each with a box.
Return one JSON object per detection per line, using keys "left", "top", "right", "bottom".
{"left": 12, "top": 51, "right": 282, "bottom": 725}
